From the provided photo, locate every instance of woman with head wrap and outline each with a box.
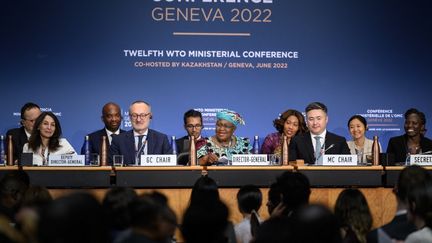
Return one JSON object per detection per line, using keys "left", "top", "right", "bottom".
{"left": 197, "top": 110, "right": 251, "bottom": 165}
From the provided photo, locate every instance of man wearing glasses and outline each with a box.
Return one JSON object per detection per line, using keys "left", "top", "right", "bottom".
{"left": 109, "top": 100, "right": 172, "bottom": 165}
{"left": 175, "top": 109, "right": 205, "bottom": 165}
{"left": 6, "top": 102, "right": 41, "bottom": 163}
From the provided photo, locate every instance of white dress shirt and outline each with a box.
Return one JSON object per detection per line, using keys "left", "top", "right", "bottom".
{"left": 106, "top": 128, "right": 120, "bottom": 145}
{"left": 134, "top": 130, "right": 149, "bottom": 155}
{"left": 310, "top": 129, "right": 327, "bottom": 152}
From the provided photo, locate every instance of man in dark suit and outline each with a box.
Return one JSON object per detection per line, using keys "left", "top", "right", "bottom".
{"left": 109, "top": 100, "right": 172, "bottom": 165}
{"left": 175, "top": 109, "right": 205, "bottom": 165}
{"left": 289, "top": 102, "right": 350, "bottom": 164}
{"left": 367, "top": 165, "right": 427, "bottom": 242}
{"left": 6, "top": 102, "right": 41, "bottom": 163}
{"left": 80, "top": 102, "right": 125, "bottom": 155}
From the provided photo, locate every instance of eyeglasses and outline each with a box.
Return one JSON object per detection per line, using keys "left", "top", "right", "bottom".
{"left": 216, "top": 123, "right": 235, "bottom": 129}
{"left": 185, "top": 124, "right": 203, "bottom": 129}
{"left": 130, "top": 113, "right": 151, "bottom": 120}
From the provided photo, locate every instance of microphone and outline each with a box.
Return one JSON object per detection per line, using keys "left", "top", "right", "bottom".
{"left": 316, "top": 144, "right": 335, "bottom": 162}
{"left": 324, "top": 144, "right": 335, "bottom": 153}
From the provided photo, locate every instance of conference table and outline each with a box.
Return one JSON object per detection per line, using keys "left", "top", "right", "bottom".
{"left": 0, "top": 164, "right": 389, "bottom": 188}
{"left": 0, "top": 164, "right": 421, "bottom": 229}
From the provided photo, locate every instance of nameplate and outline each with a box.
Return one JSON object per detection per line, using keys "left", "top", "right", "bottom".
{"left": 231, "top": 154, "right": 269, "bottom": 166}
{"left": 139, "top": 155, "right": 177, "bottom": 166}
{"left": 322, "top": 155, "right": 358, "bottom": 166}
{"left": 48, "top": 154, "right": 85, "bottom": 166}
{"left": 410, "top": 155, "right": 432, "bottom": 166}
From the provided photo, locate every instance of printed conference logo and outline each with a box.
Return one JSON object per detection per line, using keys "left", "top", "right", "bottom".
{"left": 358, "top": 109, "right": 403, "bottom": 132}
{"left": 123, "top": 108, "right": 226, "bottom": 130}
{"left": 123, "top": 110, "right": 132, "bottom": 128}
{"left": 150, "top": 0, "right": 274, "bottom": 26}
{"left": 195, "top": 108, "right": 226, "bottom": 131}
{"left": 13, "top": 107, "right": 62, "bottom": 124}
{"left": 122, "top": 0, "right": 299, "bottom": 70}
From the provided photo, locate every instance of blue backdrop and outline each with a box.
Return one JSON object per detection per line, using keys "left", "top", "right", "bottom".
{"left": 1, "top": 0, "right": 431, "bottom": 152}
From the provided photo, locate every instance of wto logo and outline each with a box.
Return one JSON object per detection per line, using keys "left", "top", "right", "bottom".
{"left": 123, "top": 111, "right": 132, "bottom": 128}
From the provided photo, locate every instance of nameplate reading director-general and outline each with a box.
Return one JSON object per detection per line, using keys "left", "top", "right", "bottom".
{"left": 410, "top": 155, "right": 432, "bottom": 166}
{"left": 139, "top": 155, "right": 177, "bottom": 166}
{"left": 48, "top": 154, "right": 85, "bottom": 166}
{"left": 231, "top": 154, "right": 269, "bottom": 166}
{"left": 322, "top": 155, "right": 358, "bottom": 166}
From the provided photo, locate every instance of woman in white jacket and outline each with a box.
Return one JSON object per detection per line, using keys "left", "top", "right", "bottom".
{"left": 23, "top": 112, "right": 75, "bottom": 166}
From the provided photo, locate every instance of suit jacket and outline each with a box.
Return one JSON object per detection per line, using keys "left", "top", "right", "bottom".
{"left": 6, "top": 127, "right": 28, "bottom": 162}
{"left": 387, "top": 135, "right": 432, "bottom": 165}
{"left": 289, "top": 131, "right": 350, "bottom": 164}
{"left": 175, "top": 136, "right": 207, "bottom": 166}
{"left": 175, "top": 135, "right": 189, "bottom": 154}
{"left": 109, "top": 129, "right": 172, "bottom": 165}
{"left": 80, "top": 128, "right": 126, "bottom": 155}
{"left": 367, "top": 213, "right": 416, "bottom": 242}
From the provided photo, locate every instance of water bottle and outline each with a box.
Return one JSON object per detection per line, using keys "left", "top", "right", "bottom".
{"left": 171, "top": 136, "right": 177, "bottom": 155}
{"left": 0, "top": 135, "right": 5, "bottom": 165}
{"left": 372, "top": 136, "right": 380, "bottom": 166}
{"left": 189, "top": 136, "right": 196, "bottom": 166}
{"left": 84, "top": 135, "right": 90, "bottom": 165}
{"left": 100, "top": 135, "right": 108, "bottom": 166}
{"left": 282, "top": 135, "right": 289, "bottom": 166}
{"left": 7, "top": 135, "right": 14, "bottom": 166}
{"left": 253, "top": 135, "right": 260, "bottom": 154}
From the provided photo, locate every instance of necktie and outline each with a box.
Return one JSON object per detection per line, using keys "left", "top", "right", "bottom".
{"left": 110, "top": 134, "right": 116, "bottom": 145}
{"left": 314, "top": 136, "right": 322, "bottom": 165}
{"left": 136, "top": 135, "right": 145, "bottom": 164}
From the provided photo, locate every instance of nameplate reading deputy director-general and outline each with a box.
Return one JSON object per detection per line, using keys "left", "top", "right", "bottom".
{"left": 410, "top": 155, "right": 432, "bottom": 166}
{"left": 322, "top": 155, "right": 357, "bottom": 166}
{"left": 139, "top": 155, "right": 177, "bottom": 166}
{"left": 48, "top": 154, "right": 85, "bottom": 166}
{"left": 231, "top": 154, "right": 269, "bottom": 166}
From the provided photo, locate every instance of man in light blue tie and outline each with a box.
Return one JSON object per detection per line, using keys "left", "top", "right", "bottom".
{"left": 289, "top": 102, "right": 350, "bottom": 164}
{"left": 109, "top": 100, "right": 172, "bottom": 165}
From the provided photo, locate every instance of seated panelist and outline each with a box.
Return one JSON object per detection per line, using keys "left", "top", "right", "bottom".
{"left": 197, "top": 109, "right": 251, "bottom": 165}
{"left": 109, "top": 100, "right": 172, "bottom": 165}
{"left": 289, "top": 102, "right": 350, "bottom": 164}
{"left": 346, "top": 115, "right": 381, "bottom": 164}
{"left": 176, "top": 109, "right": 207, "bottom": 165}
{"left": 6, "top": 102, "right": 41, "bottom": 163}
{"left": 387, "top": 108, "right": 432, "bottom": 164}
{"left": 81, "top": 102, "right": 125, "bottom": 155}
{"left": 261, "top": 109, "right": 307, "bottom": 155}
{"left": 22, "top": 112, "right": 76, "bottom": 166}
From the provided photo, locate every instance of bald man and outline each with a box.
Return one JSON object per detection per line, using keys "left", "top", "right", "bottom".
{"left": 81, "top": 102, "right": 126, "bottom": 155}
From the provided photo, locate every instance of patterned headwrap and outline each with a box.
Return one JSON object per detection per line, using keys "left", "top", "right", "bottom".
{"left": 216, "top": 109, "right": 245, "bottom": 127}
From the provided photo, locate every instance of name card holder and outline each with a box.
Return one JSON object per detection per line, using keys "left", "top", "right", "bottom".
{"left": 139, "top": 155, "right": 177, "bottom": 166}
{"left": 48, "top": 154, "right": 85, "bottom": 166}
{"left": 322, "top": 155, "right": 358, "bottom": 166}
{"left": 410, "top": 155, "right": 432, "bottom": 166}
{"left": 231, "top": 154, "right": 269, "bottom": 166}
